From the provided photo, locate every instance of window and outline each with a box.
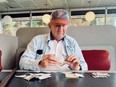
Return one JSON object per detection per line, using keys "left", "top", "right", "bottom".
{"left": 1, "top": 8, "right": 116, "bottom": 36}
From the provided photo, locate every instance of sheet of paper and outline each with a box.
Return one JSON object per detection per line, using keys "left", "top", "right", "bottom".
{"left": 15, "top": 73, "right": 51, "bottom": 81}
{"left": 65, "top": 73, "right": 84, "bottom": 78}
{"left": 92, "top": 72, "right": 110, "bottom": 78}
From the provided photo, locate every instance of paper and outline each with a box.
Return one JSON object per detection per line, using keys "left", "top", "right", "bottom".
{"left": 15, "top": 73, "right": 51, "bottom": 81}
{"left": 92, "top": 72, "right": 110, "bottom": 78}
{"left": 65, "top": 73, "right": 84, "bottom": 78}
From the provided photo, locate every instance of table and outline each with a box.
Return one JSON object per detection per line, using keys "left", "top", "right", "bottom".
{"left": 0, "top": 70, "right": 116, "bottom": 87}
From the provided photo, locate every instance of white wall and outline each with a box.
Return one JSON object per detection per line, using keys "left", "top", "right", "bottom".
{"left": 0, "top": 34, "right": 18, "bottom": 69}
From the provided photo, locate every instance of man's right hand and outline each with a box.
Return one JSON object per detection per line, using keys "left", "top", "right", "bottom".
{"left": 38, "top": 54, "right": 60, "bottom": 68}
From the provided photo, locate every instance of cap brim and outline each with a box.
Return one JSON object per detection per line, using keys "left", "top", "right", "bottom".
{"left": 50, "top": 19, "right": 69, "bottom": 25}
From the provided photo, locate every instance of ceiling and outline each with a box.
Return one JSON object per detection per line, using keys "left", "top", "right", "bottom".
{"left": 0, "top": 0, "right": 116, "bottom": 13}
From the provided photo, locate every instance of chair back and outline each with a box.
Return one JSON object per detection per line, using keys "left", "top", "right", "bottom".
{"left": 82, "top": 50, "right": 110, "bottom": 70}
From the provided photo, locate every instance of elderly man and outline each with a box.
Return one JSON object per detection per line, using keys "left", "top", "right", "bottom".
{"left": 19, "top": 9, "right": 88, "bottom": 71}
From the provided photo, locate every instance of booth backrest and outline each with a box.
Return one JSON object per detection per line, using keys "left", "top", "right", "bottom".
{"left": 0, "top": 25, "right": 115, "bottom": 70}
{"left": 16, "top": 26, "right": 113, "bottom": 70}
{"left": 16, "top": 27, "right": 49, "bottom": 48}
{"left": 82, "top": 50, "right": 110, "bottom": 70}
{"left": 0, "top": 50, "right": 2, "bottom": 71}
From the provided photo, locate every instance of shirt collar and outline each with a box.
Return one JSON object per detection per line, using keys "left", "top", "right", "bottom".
{"left": 47, "top": 32, "right": 65, "bottom": 42}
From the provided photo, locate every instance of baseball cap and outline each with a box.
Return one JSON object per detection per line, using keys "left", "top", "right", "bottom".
{"left": 49, "top": 9, "right": 69, "bottom": 25}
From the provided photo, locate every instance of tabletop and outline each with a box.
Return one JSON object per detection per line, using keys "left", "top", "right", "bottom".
{"left": 0, "top": 70, "right": 116, "bottom": 87}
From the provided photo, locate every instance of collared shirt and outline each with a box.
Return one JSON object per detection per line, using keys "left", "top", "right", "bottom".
{"left": 19, "top": 32, "right": 88, "bottom": 71}
{"left": 49, "top": 40, "right": 66, "bottom": 63}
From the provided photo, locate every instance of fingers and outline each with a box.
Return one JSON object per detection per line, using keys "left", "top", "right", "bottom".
{"left": 40, "top": 54, "right": 60, "bottom": 68}
{"left": 40, "top": 54, "right": 80, "bottom": 70}
{"left": 65, "top": 55, "right": 79, "bottom": 63}
{"left": 65, "top": 55, "right": 80, "bottom": 70}
{"left": 44, "top": 54, "right": 60, "bottom": 62}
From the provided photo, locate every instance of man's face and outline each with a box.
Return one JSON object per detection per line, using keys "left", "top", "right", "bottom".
{"left": 50, "top": 23, "right": 68, "bottom": 41}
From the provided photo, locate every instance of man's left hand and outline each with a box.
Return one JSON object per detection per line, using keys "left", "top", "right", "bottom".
{"left": 65, "top": 55, "right": 80, "bottom": 70}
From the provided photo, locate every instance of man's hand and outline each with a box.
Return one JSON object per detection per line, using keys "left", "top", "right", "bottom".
{"left": 39, "top": 54, "right": 60, "bottom": 68}
{"left": 65, "top": 55, "right": 80, "bottom": 70}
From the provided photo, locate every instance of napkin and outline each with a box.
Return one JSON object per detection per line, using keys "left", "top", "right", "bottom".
{"left": 15, "top": 73, "right": 51, "bottom": 81}
{"left": 92, "top": 72, "right": 110, "bottom": 78}
{"left": 65, "top": 73, "right": 84, "bottom": 78}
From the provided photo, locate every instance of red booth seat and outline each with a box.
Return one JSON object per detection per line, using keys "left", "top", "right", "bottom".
{"left": 82, "top": 50, "right": 110, "bottom": 70}
{"left": 0, "top": 50, "right": 2, "bottom": 71}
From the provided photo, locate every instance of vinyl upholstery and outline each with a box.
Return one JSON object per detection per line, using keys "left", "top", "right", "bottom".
{"left": 82, "top": 50, "right": 110, "bottom": 70}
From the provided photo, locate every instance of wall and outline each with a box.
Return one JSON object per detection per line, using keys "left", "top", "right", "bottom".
{"left": 0, "top": 34, "right": 18, "bottom": 69}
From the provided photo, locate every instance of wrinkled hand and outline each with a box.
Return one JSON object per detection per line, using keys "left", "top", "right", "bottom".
{"left": 65, "top": 55, "right": 80, "bottom": 70}
{"left": 39, "top": 54, "right": 60, "bottom": 68}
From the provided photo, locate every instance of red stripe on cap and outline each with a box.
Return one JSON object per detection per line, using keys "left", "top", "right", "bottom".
{"left": 50, "top": 19, "right": 69, "bottom": 25}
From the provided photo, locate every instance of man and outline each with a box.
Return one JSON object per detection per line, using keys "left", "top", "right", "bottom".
{"left": 19, "top": 9, "right": 88, "bottom": 71}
